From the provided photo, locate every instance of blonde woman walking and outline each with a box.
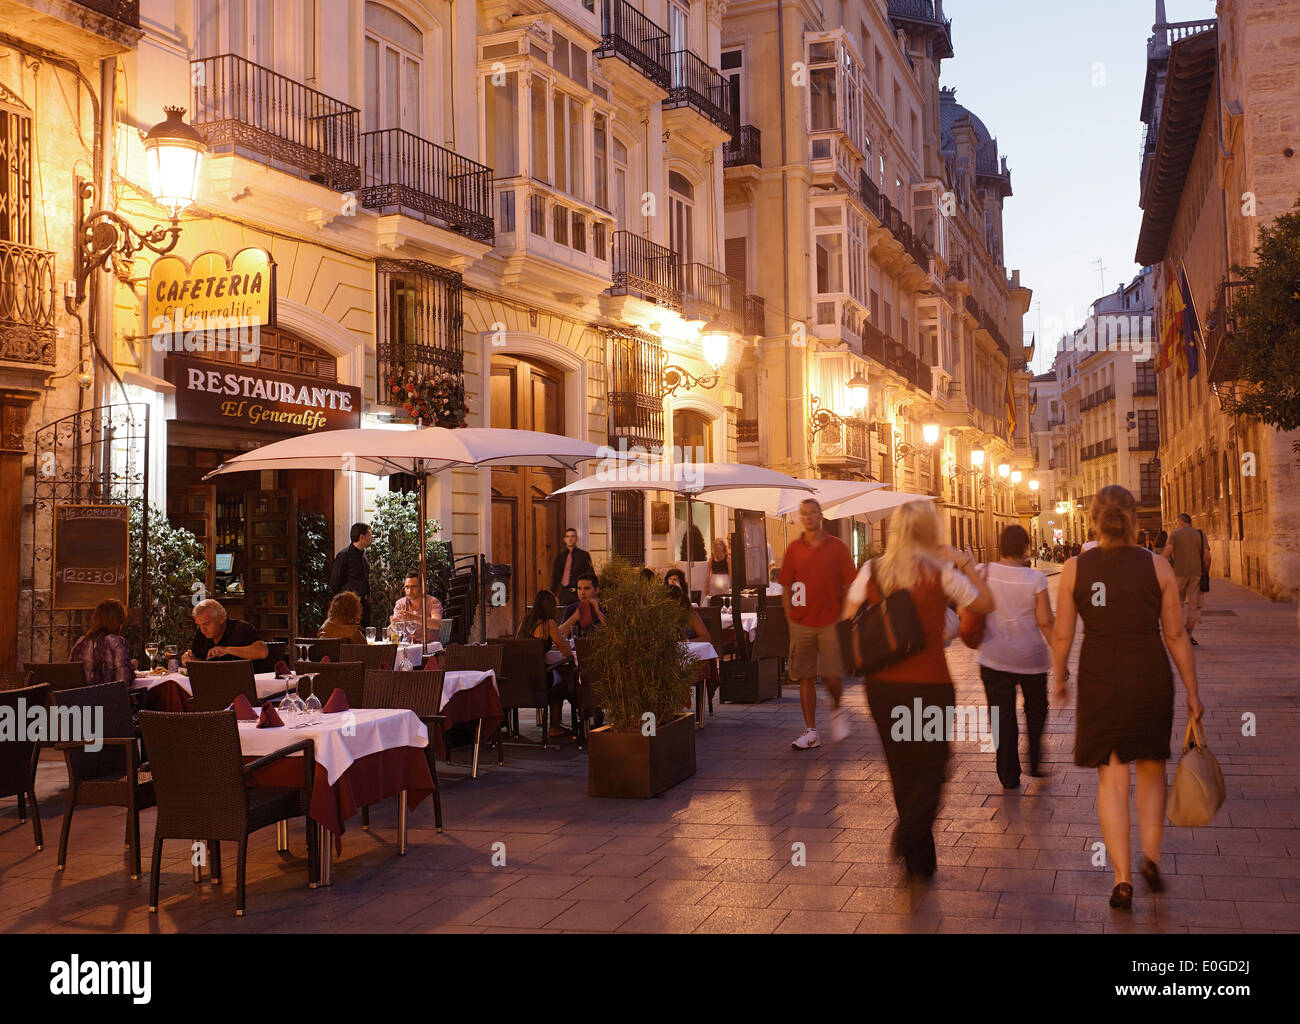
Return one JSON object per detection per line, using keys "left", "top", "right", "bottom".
{"left": 1052, "top": 486, "right": 1204, "bottom": 910}
{"left": 844, "top": 501, "right": 994, "bottom": 877}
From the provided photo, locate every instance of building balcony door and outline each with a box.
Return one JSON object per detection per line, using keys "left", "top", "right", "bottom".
{"left": 489, "top": 354, "right": 566, "bottom": 634}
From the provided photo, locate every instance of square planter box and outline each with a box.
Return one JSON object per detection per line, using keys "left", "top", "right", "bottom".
{"left": 587, "top": 713, "right": 697, "bottom": 799}
{"left": 719, "top": 658, "right": 782, "bottom": 704}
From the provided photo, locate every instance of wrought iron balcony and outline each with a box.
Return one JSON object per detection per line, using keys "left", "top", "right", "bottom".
{"left": 947, "top": 254, "right": 967, "bottom": 281}
{"left": 887, "top": 0, "right": 954, "bottom": 58}
{"left": 0, "top": 241, "right": 57, "bottom": 368}
{"left": 1080, "top": 439, "right": 1119, "bottom": 462}
{"left": 1133, "top": 381, "right": 1158, "bottom": 397}
{"left": 597, "top": 0, "right": 670, "bottom": 90}
{"left": 813, "top": 417, "right": 869, "bottom": 465}
{"left": 192, "top": 54, "right": 360, "bottom": 192}
{"left": 724, "top": 125, "right": 762, "bottom": 168}
{"left": 682, "top": 262, "right": 746, "bottom": 331}
{"left": 743, "top": 294, "right": 766, "bottom": 338}
{"left": 1205, "top": 279, "right": 1246, "bottom": 384}
{"left": 361, "top": 129, "right": 493, "bottom": 242}
{"left": 861, "top": 319, "right": 887, "bottom": 365}
{"left": 375, "top": 259, "right": 464, "bottom": 415}
{"left": 610, "top": 230, "right": 681, "bottom": 310}
{"left": 737, "top": 419, "right": 759, "bottom": 444}
{"left": 665, "top": 50, "right": 734, "bottom": 136}
{"left": 859, "top": 169, "right": 881, "bottom": 217}
{"left": 1133, "top": 433, "right": 1160, "bottom": 451}
{"left": 74, "top": 0, "right": 139, "bottom": 25}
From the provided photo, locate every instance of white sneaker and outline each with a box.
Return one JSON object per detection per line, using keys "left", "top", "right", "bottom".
{"left": 830, "top": 710, "right": 850, "bottom": 743}
{"left": 792, "top": 728, "right": 821, "bottom": 750}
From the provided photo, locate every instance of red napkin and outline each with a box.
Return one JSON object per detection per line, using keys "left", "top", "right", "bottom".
{"left": 319, "top": 655, "right": 332, "bottom": 664}
{"left": 322, "top": 689, "right": 349, "bottom": 714}
{"left": 274, "top": 660, "right": 290, "bottom": 678}
{"left": 257, "top": 703, "right": 284, "bottom": 728}
{"left": 230, "top": 694, "right": 257, "bottom": 721}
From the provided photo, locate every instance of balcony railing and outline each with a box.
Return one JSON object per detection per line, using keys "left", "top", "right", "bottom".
{"left": 610, "top": 231, "right": 681, "bottom": 309}
{"left": 682, "top": 262, "right": 745, "bottom": 331}
{"left": 861, "top": 319, "right": 887, "bottom": 364}
{"left": 1080, "top": 439, "right": 1119, "bottom": 462}
{"left": 0, "top": 242, "right": 57, "bottom": 368}
{"left": 665, "top": 50, "right": 734, "bottom": 136}
{"left": 947, "top": 254, "right": 967, "bottom": 281}
{"left": 192, "top": 54, "right": 360, "bottom": 191}
{"left": 375, "top": 259, "right": 464, "bottom": 413}
{"left": 877, "top": 195, "right": 931, "bottom": 276}
{"left": 724, "top": 125, "right": 762, "bottom": 168}
{"left": 1081, "top": 383, "right": 1117, "bottom": 412}
{"left": 1164, "top": 19, "right": 1217, "bottom": 43}
{"left": 859, "top": 169, "right": 880, "bottom": 217}
{"left": 813, "top": 418, "right": 869, "bottom": 464}
{"left": 737, "top": 419, "right": 759, "bottom": 444}
{"left": 74, "top": 0, "right": 140, "bottom": 25}
{"left": 1133, "top": 381, "right": 1158, "bottom": 397}
{"left": 361, "top": 129, "right": 493, "bottom": 242}
{"left": 1205, "top": 278, "right": 1246, "bottom": 384}
{"left": 608, "top": 326, "right": 666, "bottom": 451}
{"left": 743, "top": 294, "right": 766, "bottom": 338}
{"left": 597, "top": 0, "right": 670, "bottom": 89}
{"left": 1133, "top": 434, "right": 1160, "bottom": 451}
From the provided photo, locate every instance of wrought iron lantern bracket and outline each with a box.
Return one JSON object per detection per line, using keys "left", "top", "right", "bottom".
{"left": 661, "top": 362, "right": 722, "bottom": 399}
{"left": 74, "top": 180, "right": 182, "bottom": 305}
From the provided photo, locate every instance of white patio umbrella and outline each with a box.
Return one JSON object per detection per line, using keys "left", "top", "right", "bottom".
{"left": 815, "top": 488, "right": 937, "bottom": 523}
{"left": 205, "top": 426, "right": 623, "bottom": 645}
{"left": 551, "top": 462, "right": 817, "bottom": 590}
{"left": 701, "top": 478, "right": 887, "bottom": 518}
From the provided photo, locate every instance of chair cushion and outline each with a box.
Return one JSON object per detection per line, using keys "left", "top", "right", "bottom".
{"left": 245, "top": 787, "right": 306, "bottom": 832}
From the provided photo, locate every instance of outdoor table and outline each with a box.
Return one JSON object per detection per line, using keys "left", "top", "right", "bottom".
{"left": 239, "top": 708, "right": 433, "bottom": 886}
{"left": 395, "top": 641, "right": 444, "bottom": 669}
{"left": 130, "top": 669, "right": 287, "bottom": 711}
{"left": 431, "top": 669, "right": 502, "bottom": 778}
{"left": 686, "top": 642, "right": 721, "bottom": 729}
{"left": 719, "top": 611, "right": 758, "bottom": 641}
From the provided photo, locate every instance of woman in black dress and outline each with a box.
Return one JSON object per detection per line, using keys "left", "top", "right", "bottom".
{"left": 1051, "top": 486, "right": 1203, "bottom": 910}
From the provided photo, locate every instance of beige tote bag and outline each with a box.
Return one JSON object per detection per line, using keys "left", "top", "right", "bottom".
{"left": 1167, "top": 719, "right": 1226, "bottom": 827}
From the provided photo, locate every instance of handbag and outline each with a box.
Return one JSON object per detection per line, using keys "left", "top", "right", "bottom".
{"left": 959, "top": 564, "right": 989, "bottom": 649}
{"left": 852, "top": 560, "right": 926, "bottom": 676}
{"left": 1167, "top": 719, "right": 1226, "bottom": 827}
{"left": 1198, "top": 530, "right": 1211, "bottom": 592}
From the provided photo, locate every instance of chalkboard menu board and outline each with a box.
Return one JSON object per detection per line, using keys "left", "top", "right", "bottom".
{"left": 737, "top": 511, "right": 769, "bottom": 590}
{"left": 53, "top": 505, "right": 130, "bottom": 610}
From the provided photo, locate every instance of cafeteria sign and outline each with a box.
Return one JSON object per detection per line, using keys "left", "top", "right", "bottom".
{"left": 148, "top": 247, "right": 275, "bottom": 330}
{"left": 166, "top": 355, "right": 361, "bottom": 435}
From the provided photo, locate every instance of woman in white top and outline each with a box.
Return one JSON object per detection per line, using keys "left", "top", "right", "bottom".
{"left": 978, "top": 524, "right": 1055, "bottom": 788}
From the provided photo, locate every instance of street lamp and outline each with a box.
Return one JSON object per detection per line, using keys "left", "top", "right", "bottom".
{"left": 75, "top": 106, "right": 206, "bottom": 304}
{"left": 1011, "top": 470, "right": 1022, "bottom": 485}
{"left": 998, "top": 463, "right": 1011, "bottom": 478}
{"left": 971, "top": 448, "right": 985, "bottom": 468}
{"left": 846, "top": 370, "right": 869, "bottom": 418}
{"left": 922, "top": 423, "right": 940, "bottom": 446}
{"left": 662, "top": 318, "right": 731, "bottom": 397}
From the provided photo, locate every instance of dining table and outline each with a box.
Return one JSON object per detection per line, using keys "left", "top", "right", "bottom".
{"left": 129, "top": 669, "right": 288, "bottom": 712}
{"left": 239, "top": 707, "right": 434, "bottom": 885}
{"left": 719, "top": 610, "right": 758, "bottom": 642}
{"left": 394, "top": 641, "right": 444, "bottom": 669}
{"left": 431, "top": 669, "right": 502, "bottom": 778}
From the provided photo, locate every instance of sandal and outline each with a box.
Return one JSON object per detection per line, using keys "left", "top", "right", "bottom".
{"left": 1109, "top": 883, "right": 1133, "bottom": 910}
{"left": 1140, "top": 858, "right": 1165, "bottom": 893}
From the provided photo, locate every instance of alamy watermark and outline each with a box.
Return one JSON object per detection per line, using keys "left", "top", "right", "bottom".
{"left": 0, "top": 696, "right": 103, "bottom": 751}
{"left": 593, "top": 438, "right": 708, "bottom": 487}
{"left": 890, "top": 700, "right": 999, "bottom": 753}
{"left": 149, "top": 312, "right": 261, "bottom": 363}
{"left": 1052, "top": 313, "right": 1154, "bottom": 363}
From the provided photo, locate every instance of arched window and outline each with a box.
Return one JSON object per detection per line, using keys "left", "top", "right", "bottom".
{"left": 365, "top": 2, "right": 424, "bottom": 134}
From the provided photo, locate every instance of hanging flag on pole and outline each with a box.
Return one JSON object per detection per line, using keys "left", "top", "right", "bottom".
{"left": 1004, "top": 360, "right": 1017, "bottom": 439}
{"left": 1176, "top": 261, "right": 1203, "bottom": 379}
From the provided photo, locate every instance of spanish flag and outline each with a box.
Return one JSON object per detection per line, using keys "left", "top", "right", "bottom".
{"left": 1005, "top": 361, "right": 1017, "bottom": 439}
{"left": 1159, "top": 266, "right": 1182, "bottom": 372}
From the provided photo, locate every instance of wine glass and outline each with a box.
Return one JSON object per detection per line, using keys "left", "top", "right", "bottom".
{"left": 303, "top": 677, "right": 323, "bottom": 721}
{"left": 144, "top": 640, "right": 159, "bottom": 673}
{"left": 365, "top": 627, "right": 377, "bottom": 644}
{"left": 164, "top": 644, "right": 178, "bottom": 672}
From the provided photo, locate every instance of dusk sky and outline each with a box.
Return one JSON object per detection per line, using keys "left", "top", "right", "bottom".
{"left": 940, "top": 0, "right": 1218, "bottom": 374}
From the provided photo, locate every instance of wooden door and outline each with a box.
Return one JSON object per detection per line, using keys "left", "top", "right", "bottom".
{"left": 490, "top": 356, "right": 566, "bottom": 634}
{"left": 245, "top": 490, "right": 297, "bottom": 640}
{"left": 167, "top": 485, "right": 216, "bottom": 595}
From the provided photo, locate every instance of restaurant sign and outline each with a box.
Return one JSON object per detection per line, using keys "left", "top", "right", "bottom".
{"left": 148, "top": 247, "right": 275, "bottom": 331}
{"left": 166, "top": 355, "right": 361, "bottom": 435}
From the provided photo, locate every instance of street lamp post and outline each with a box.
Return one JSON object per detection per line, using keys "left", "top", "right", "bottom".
{"left": 662, "top": 318, "right": 731, "bottom": 398}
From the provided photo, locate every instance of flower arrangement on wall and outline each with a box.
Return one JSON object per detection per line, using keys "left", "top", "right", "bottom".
{"left": 387, "top": 368, "right": 468, "bottom": 427}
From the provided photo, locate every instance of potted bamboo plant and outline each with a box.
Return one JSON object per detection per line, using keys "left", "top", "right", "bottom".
{"left": 585, "top": 561, "right": 699, "bottom": 798}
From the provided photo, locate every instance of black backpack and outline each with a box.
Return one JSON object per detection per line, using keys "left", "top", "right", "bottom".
{"left": 851, "top": 560, "right": 926, "bottom": 676}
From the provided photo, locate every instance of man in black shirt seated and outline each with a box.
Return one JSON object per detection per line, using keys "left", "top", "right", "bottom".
{"left": 181, "top": 599, "right": 268, "bottom": 666}
{"left": 560, "top": 571, "right": 606, "bottom": 639}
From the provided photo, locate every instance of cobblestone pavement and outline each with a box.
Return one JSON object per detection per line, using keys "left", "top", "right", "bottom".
{"left": 2, "top": 576, "right": 1296, "bottom": 934}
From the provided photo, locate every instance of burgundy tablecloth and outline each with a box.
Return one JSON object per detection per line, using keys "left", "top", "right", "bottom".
{"left": 432, "top": 677, "right": 504, "bottom": 759}
{"left": 141, "top": 679, "right": 190, "bottom": 713}
{"left": 246, "top": 746, "right": 434, "bottom": 838}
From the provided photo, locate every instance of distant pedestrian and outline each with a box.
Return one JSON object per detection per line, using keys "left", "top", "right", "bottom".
{"left": 331, "top": 523, "right": 373, "bottom": 628}
{"left": 844, "top": 501, "right": 994, "bottom": 877}
{"left": 551, "top": 527, "right": 594, "bottom": 610}
{"left": 1162, "top": 513, "right": 1211, "bottom": 646}
{"left": 780, "top": 499, "right": 858, "bottom": 750}
{"left": 978, "top": 526, "right": 1054, "bottom": 789}
{"left": 1153, "top": 529, "right": 1168, "bottom": 552}
{"left": 1052, "top": 486, "right": 1203, "bottom": 911}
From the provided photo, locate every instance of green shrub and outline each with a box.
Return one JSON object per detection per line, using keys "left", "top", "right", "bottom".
{"left": 584, "top": 559, "right": 697, "bottom": 732}
{"left": 367, "top": 490, "right": 450, "bottom": 620}
{"left": 297, "top": 511, "right": 330, "bottom": 635}
{"left": 125, "top": 498, "right": 207, "bottom": 651}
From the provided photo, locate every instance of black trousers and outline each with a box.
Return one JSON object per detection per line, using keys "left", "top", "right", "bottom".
{"left": 865, "top": 679, "right": 954, "bottom": 876}
{"left": 979, "top": 665, "right": 1048, "bottom": 787}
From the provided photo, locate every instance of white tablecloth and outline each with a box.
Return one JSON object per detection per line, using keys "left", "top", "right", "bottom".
{"left": 686, "top": 641, "right": 718, "bottom": 662}
{"left": 719, "top": 611, "right": 758, "bottom": 640}
{"left": 130, "top": 670, "right": 285, "bottom": 700}
{"left": 439, "top": 669, "right": 497, "bottom": 712}
{"left": 237, "top": 708, "right": 428, "bottom": 787}
{"left": 396, "top": 641, "right": 443, "bottom": 669}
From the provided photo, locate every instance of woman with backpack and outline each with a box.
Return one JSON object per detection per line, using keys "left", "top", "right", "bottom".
{"left": 843, "top": 501, "right": 994, "bottom": 877}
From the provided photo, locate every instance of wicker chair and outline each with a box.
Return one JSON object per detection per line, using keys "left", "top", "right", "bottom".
{"left": 291, "top": 637, "right": 342, "bottom": 665}
{"left": 495, "top": 637, "right": 570, "bottom": 748}
{"left": 362, "top": 670, "right": 445, "bottom": 831}
{"left": 0, "top": 670, "right": 32, "bottom": 691}
{"left": 138, "top": 710, "right": 317, "bottom": 916}
{"left": 0, "top": 684, "right": 49, "bottom": 849}
{"left": 301, "top": 661, "right": 364, "bottom": 709}
{"left": 253, "top": 640, "right": 286, "bottom": 675}
{"left": 188, "top": 660, "right": 259, "bottom": 712}
{"left": 52, "top": 682, "right": 155, "bottom": 878}
{"left": 441, "top": 643, "right": 504, "bottom": 676}
{"left": 340, "top": 643, "right": 399, "bottom": 671}
{"left": 438, "top": 617, "right": 455, "bottom": 646}
{"left": 24, "top": 662, "right": 87, "bottom": 691}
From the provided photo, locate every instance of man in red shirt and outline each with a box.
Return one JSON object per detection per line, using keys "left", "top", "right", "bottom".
{"left": 780, "top": 499, "right": 858, "bottom": 749}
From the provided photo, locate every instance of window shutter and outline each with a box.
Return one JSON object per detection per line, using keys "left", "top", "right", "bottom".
{"left": 725, "top": 236, "right": 748, "bottom": 289}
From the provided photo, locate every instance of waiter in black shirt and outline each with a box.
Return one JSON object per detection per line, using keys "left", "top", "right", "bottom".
{"left": 330, "top": 522, "right": 373, "bottom": 627}
{"left": 182, "top": 599, "right": 268, "bottom": 665}
{"left": 550, "top": 527, "right": 593, "bottom": 609}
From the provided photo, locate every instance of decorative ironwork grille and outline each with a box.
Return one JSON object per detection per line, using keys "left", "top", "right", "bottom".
{"left": 1, "top": 91, "right": 34, "bottom": 245}
{"left": 30, "top": 404, "right": 151, "bottom": 662}
{"left": 376, "top": 259, "right": 465, "bottom": 407}
{"left": 607, "top": 326, "right": 664, "bottom": 452}
{"left": 360, "top": 128, "right": 494, "bottom": 242}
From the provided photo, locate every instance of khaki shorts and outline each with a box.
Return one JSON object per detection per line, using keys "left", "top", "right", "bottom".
{"left": 787, "top": 620, "right": 845, "bottom": 681}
